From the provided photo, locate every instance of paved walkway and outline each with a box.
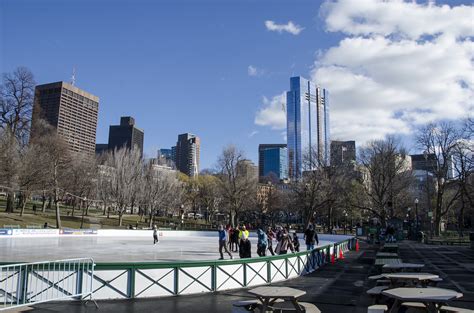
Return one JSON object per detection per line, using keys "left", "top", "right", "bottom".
{"left": 8, "top": 241, "right": 474, "bottom": 313}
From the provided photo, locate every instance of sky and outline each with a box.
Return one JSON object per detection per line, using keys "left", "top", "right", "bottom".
{"left": 1, "top": 0, "right": 473, "bottom": 170}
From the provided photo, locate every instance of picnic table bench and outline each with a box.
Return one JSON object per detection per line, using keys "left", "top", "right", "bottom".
{"left": 375, "top": 258, "right": 402, "bottom": 266}
{"left": 248, "top": 286, "right": 320, "bottom": 313}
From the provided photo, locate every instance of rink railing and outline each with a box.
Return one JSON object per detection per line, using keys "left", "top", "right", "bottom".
{"left": 0, "top": 258, "right": 96, "bottom": 311}
{"left": 0, "top": 238, "right": 356, "bottom": 302}
{"left": 85, "top": 237, "right": 355, "bottom": 300}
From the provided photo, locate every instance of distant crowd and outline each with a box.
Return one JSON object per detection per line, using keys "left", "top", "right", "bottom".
{"left": 217, "top": 224, "right": 319, "bottom": 260}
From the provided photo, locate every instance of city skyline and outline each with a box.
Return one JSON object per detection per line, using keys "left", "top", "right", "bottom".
{"left": 2, "top": 0, "right": 472, "bottom": 169}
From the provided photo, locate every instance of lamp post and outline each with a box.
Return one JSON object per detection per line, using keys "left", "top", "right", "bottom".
{"left": 414, "top": 198, "right": 419, "bottom": 240}
{"left": 406, "top": 207, "right": 411, "bottom": 239}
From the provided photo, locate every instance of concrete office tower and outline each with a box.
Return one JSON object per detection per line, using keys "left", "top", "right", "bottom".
{"left": 258, "top": 144, "right": 288, "bottom": 181}
{"left": 330, "top": 141, "right": 356, "bottom": 167}
{"left": 175, "top": 133, "right": 200, "bottom": 177}
{"left": 286, "top": 76, "right": 329, "bottom": 179}
{"left": 108, "top": 116, "right": 144, "bottom": 156}
{"left": 32, "top": 81, "right": 99, "bottom": 156}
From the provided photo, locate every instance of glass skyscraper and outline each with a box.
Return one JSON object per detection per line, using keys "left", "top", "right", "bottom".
{"left": 258, "top": 144, "right": 288, "bottom": 181}
{"left": 286, "top": 76, "right": 329, "bottom": 179}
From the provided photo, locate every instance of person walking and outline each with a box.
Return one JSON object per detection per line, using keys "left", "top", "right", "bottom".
{"left": 153, "top": 225, "right": 159, "bottom": 244}
{"left": 218, "top": 225, "right": 233, "bottom": 260}
{"left": 257, "top": 228, "right": 268, "bottom": 257}
{"left": 266, "top": 227, "right": 275, "bottom": 256}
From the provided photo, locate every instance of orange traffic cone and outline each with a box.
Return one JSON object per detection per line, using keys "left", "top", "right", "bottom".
{"left": 339, "top": 248, "right": 344, "bottom": 260}
{"left": 355, "top": 240, "right": 360, "bottom": 251}
{"left": 331, "top": 253, "right": 335, "bottom": 264}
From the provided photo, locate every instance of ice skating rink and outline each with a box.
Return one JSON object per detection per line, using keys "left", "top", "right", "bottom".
{"left": 0, "top": 232, "right": 353, "bottom": 263}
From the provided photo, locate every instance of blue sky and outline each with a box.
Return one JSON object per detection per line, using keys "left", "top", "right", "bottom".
{"left": 1, "top": 0, "right": 472, "bottom": 170}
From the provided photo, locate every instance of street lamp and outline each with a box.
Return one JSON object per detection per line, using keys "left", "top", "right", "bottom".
{"left": 414, "top": 198, "right": 419, "bottom": 240}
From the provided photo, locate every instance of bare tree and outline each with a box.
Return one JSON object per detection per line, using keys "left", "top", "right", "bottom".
{"left": 105, "top": 148, "right": 143, "bottom": 226}
{"left": 416, "top": 122, "right": 462, "bottom": 235}
{"left": 216, "top": 145, "right": 257, "bottom": 226}
{"left": 0, "top": 67, "right": 35, "bottom": 213}
{"left": 357, "top": 137, "right": 414, "bottom": 228}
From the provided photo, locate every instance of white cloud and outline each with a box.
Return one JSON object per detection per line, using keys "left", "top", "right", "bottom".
{"left": 248, "top": 65, "right": 264, "bottom": 77}
{"left": 311, "top": 0, "right": 474, "bottom": 144}
{"left": 265, "top": 20, "right": 304, "bottom": 35}
{"left": 255, "top": 92, "right": 287, "bottom": 130}
{"left": 248, "top": 130, "right": 259, "bottom": 138}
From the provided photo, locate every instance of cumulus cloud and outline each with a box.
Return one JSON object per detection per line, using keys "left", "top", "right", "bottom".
{"left": 312, "top": 0, "right": 474, "bottom": 144}
{"left": 255, "top": 92, "right": 287, "bottom": 130}
{"left": 265, "top": 20, "right": 304, "bottom": 35}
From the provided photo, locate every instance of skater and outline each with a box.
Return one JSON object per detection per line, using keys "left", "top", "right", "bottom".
{"left": 276, "top": 228, "right": 294, "bottom": 255}
{"left": 231, "top": 227, "right": 239, "bottom": 252}
{"left": 266, "top": 227, "right": 275, "bottom": 256}
{"left": 239, "top": 232, "right": 251, "bottom": 258}
{"left": 153, "top": 225, "right": 159, "bottom": 244}
{"left": 218, "top": 225, "right": 233, "bottom": 260}
{"left": 292, "top": 232, "right": 300, "bottom": 252}
{"left": 304, "top": 224, "right": 317, "bottom": 250}
{"left": 256, "top": 228, "right": 268, "bottom": 257}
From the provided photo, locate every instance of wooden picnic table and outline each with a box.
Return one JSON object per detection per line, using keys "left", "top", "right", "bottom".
{"left": 383, "top": 262, "right": 424, "bottom": 272}
{"left": 382, "top": 287, "right": 463, "bottom": 313}
{"left": 375, "top": 258, "right": 401, "bottom": 266}
{"left": 248, "top": 286, "right": 306, "bottom": 313}
{"left": 383, "top": 272, "right": 439, "bottom": 287}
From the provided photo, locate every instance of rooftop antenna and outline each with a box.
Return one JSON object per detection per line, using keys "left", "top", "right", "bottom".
{"left": 71, "top": 67, "right": 76, "bottom": 86}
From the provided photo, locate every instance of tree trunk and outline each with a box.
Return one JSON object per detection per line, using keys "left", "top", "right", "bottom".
{"left": 71, "top": 199, "right": 76, "bottom": 217}
{"left": 20, "top": 194, "right": 28, "bottom": 216}
{"left": 149, "top": 213, "right": 154, "bottom": 229}
{"left": 5, "top": 191, "right": 15, "bottom": 213}
{"left": 55, "top": 197, "right": 61, "bottom": 229}
{"left": 41, "top": 192, "right": 47, "bottom": 213}
{"left": 119, "top": 211, "right": 124, "bottom": 227}
{"left": 102, "top": 203, "right": 107, "bottom": 216}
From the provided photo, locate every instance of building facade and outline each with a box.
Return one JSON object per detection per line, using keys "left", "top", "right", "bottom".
{"left": 286, "top": 76, "right": 329, "bottom": 179}
{"left": 108, "top": 116, "right": 144, "bottom": 156}
{"left": 32, "top": 81, "right": 99, "bottom": 156}
{"left": 258, "top": 144, "right": 288, "bottom": 181}
{"left": 330, "top": 140, "right": 356, "bottom": 167}
{"left": 175, "top": 133, "right": 200, "bottom": 177}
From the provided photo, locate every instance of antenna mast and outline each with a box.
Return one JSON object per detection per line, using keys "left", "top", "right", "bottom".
{"left": 71, "top": 67, "right": 76, "bottom": 86}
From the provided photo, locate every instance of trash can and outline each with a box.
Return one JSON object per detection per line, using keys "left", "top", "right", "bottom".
{"left": 470, "top": 232, "right": 474, "bottom": 249}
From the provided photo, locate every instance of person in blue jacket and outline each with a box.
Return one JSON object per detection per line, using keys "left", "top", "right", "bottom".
{"left": 257, "top": 228, "right": 268, "bottom": 257}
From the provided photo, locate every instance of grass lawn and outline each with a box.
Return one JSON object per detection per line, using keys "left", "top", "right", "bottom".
{"left": 0, "top": 198, "right": 212, "bottom": 230}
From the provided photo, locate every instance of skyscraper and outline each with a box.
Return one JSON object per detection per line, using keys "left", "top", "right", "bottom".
{"left": 32, "top": 81, "right": 99, "bottom": 156}
{"left": 286, "top": 76, "right": 329, "bottom": 179}
{"left": 330, "top": 140, "right": 356, "bottom": 167}
{"left": 108, "top": 116, "right": 144, "bottom": 156}
{"left": 258, "top": 144, "right": 288, "bottom": 181}
{"left": 175, "top": 133, "right": 200, "bottom": 177}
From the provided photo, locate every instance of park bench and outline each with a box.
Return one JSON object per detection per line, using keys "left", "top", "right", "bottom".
{"left": 367, "top": 286, "right": 389, "bottom": 303}
{"left": 271, "top": 301, "right": 321, "bottom": 313}
{"left": 440, "top": 306, "right": 474, "bottom": 313}
{"left": 26, "top": 224, "right": 41, "bottom": 229}
{"left": 3, "top": 224, "right": 20, "bottom": 229}
{"left": 232, "top": 299, "right": 284, "bottom": 312}
{"left": 367, "top": 304, "right": 387, "bottom": 313}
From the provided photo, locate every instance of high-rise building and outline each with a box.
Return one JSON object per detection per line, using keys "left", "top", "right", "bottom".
{"left": 411, "top": 154, "right": 437, "bottom": 172}
{"left": 32, "top": 81, "right": 99, "bottom": 156}
{"left": 95, "top": 144, "right": 109, "bottom": 155}
{"left": 237, "top": 159, "right": 258, "bottom": 180}
{"left": 286, "top": 76, "right": 329, "bottom": 179}
{"left": 175, "top": 133, "right": 200, "bottom": 177}
{"left": 330, "top": 140, "right": 356, "bottom": 167}
{"left": 258, "top": 144, "right": 288, "bottom": 181}
{"left": 108, "top": 116, "right": 144, "bottom": 156}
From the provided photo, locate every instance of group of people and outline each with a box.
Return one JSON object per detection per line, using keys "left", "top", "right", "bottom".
{"left": 217, "top": 224, "right": 320, "bottom": 260}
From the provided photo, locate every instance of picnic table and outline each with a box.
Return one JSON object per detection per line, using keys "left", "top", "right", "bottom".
{"left": 375, "top": 258, "right": 401, "bottom": 266}
{"left": 382, "top": 287, "right": 463, "bottom": 313}
{"left": 383, "top": 262, "right": 424, "bottom": 272}
{"left": 376, "top": 252, "right": 398, "bottom": 258}
{"left": 248, "top": 286, "right": 307, "bottom": 313}
{"left": 381, "top": 243, "right": 399, "bottom": 253}
{"left": 383, "top": 272, "right": 439, "bottom": 287}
